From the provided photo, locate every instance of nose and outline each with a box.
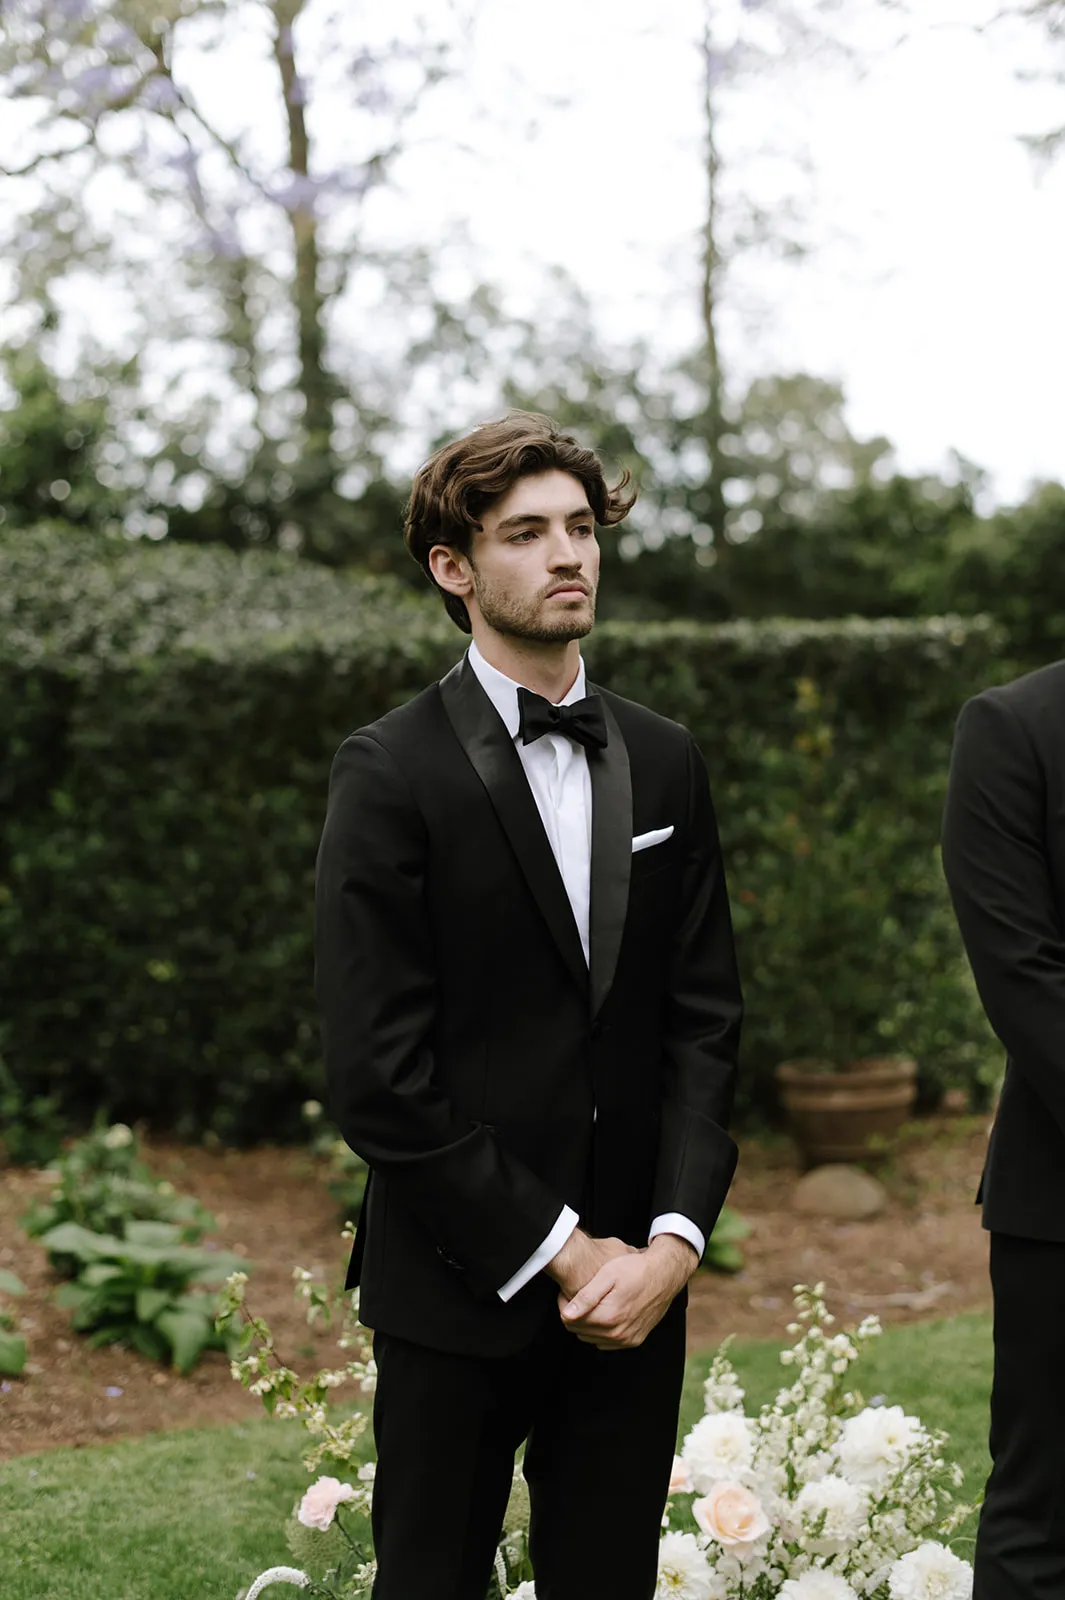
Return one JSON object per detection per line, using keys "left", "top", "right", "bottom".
{"left": 545, "top": 527, "right": 584, "bottom": 569}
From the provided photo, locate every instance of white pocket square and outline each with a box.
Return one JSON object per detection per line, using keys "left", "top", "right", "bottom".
{"left": 631, "top": 825, "right": 674, "bottom": 854}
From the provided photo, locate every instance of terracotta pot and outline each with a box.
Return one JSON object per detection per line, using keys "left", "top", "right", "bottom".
{"left": 775, "top": 1055, "right": 918, "bottom": 1167}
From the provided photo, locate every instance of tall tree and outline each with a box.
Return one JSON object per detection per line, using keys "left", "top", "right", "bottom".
{"left": 0, "top": 0, "right": 463, "bottom": 558}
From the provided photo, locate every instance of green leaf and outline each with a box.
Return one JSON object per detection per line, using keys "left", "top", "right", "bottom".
{"left": 54, "top": 1282, "right": 93, "bottom": 1312}
{"left": 156, "top": 1306, "right": 213, "bottom": 1375}
{"left": 704, "top": 1241, "right": 747, "bottom": 1275}
{"left": 123, "top": 1220, "right": 183, "bottom": 1248}
{"left": 135, "top": 1287, "right": 173, "bottom": 1324}
{"left": 0, "top": 1327, "right": 27, "bottom": 1376}
{"left": 710, "top": 1207, "right": 753, "bottom": 1245}
{"left": 0, "top": 1269, "right": 26, "bottom": 1296}
{"left": 39, "top": 1222, "right": 123, "bottom": 1260}
{"left": 80, "top": 1263, "right": 124, "bottom": 1288}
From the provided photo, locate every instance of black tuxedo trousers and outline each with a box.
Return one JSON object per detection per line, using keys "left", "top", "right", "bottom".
{"left": 315, "top": 657, "right": 743, "bottom": 1598}
{"left": 943, "top": 659, "right": 1065, "bottom": 1597}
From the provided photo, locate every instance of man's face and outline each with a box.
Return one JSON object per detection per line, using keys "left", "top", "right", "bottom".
{"left": 464, "top": 470, "right": 600, "bottom": 644}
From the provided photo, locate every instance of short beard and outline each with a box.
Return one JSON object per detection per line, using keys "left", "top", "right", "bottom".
{"left": 471, "top": 567, "right": 596, "bottom": 644}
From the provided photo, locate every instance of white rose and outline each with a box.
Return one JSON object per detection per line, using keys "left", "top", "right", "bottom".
{"left": 296, "top": 1475, "right": 359, "bottom": 1531}
{"left": 669, "top": 1455, "right": 694, "bottom": 1495}
{"left": 836, "top": 1406, "right": 923, "bottom": 1489}
{"left": 792, "top": 1475, "right": 868, "bottom": 1551}
{"left": 656, "top": 1530, "right": 715, "bottom": 1599}
{"left": 693, "top": 1481, "right": 770, "bottom": 1548}
{"left": 682, "top": 1412, "right": 754, "bottom": 1492}
{"left": 888, "top": 1542, "right": 973, "bottom": 1600}
{"left": 779, "top": 1572, "right": 859, "bottom": 1600}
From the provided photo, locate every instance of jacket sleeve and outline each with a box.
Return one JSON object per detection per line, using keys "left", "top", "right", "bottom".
{"left": 941, "top": 691, "right": 1065, "bottom": 1138}
{"left": 315, "top": 733, "right": 568, "bottom": 1295}
{"left": 650, "top": 734, "right": 743, "bottom": 1242}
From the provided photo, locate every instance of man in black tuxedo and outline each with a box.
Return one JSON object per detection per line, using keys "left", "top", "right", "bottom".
{"left": 315, "top": 412, "right": 742, "bottom": 1600}
{"left": 942, "top": 661, "right": 1065, "bottom": 1599}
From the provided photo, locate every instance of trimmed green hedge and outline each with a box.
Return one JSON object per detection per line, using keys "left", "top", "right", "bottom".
{"left": 1, "top": 529, "right": 1002, "bottom": 1140}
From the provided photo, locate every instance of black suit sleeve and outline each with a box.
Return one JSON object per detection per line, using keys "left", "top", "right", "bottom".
{"left": 942, "top": 691, "right": 1065, "bottom": 1139}
{"left": 651, "top": 735, "right": 742, "bottom": 1241}
{"left": 315, "top": 734, "right": 567, "bottom": 1294}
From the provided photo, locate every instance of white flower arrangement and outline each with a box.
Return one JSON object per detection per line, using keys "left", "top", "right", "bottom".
{"left": 235, "top": 1269, "right": 974, "bottom": 1600}
{"left": 659, "top": 1285, "right": 975, "bottom": 1600}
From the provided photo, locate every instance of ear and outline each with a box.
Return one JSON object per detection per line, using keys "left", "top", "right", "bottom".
{"left": 428, "top": 544, "right": 473, "bottom": 599}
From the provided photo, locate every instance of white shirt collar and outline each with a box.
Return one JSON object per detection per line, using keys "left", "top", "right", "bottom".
{"left": 467, "top": 639, "right": 587, "bottom": 741}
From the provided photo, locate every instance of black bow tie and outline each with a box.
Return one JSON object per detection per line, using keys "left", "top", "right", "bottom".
{"left": 517, "top": 687, "right": 608, "bottom": 752}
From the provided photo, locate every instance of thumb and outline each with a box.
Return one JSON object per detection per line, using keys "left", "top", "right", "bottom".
{"left": 561, "top": 1265, "right": 615, "bottom": 1322}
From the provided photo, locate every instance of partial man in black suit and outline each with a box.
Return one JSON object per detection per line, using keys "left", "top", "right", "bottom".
{"left": 942, "top": 660, "right": 1065, "bottom": 1600}
{"left": 315, "top": 412, "right": 742, "bottom": 1600}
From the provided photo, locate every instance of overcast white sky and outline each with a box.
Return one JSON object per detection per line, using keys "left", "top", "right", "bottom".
{"left": 387, "top": 0, "right": 1065, "bottom": 500}
{"left": 4, "top": 0, "right": 1063, "bottom": 503}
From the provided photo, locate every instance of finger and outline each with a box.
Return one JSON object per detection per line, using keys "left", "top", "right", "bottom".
{"left": 561, "top": 1265, "right": 616, "bottom": 1322}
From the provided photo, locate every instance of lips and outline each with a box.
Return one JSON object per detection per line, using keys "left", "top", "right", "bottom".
{"left": 547, "top": 585, "right": 589, "bottom": 598}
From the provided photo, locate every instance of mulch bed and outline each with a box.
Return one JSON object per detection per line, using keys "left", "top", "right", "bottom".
{"left": 0, "top": 1117, "right": 991, "bottom": 1461}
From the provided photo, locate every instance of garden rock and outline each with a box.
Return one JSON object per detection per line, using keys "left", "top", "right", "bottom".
{"left": 792, "top": 1165, "right": 887, "bottom": 1221}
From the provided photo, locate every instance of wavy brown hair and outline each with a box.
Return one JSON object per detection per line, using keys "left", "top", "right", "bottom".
{"left": 403, "top": 411, "right": 637, "bottom": 633}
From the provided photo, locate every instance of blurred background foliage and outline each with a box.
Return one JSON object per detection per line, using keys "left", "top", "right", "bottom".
{"left": 0, "top": 530, "right": 1001, "bottom": 1140}
{"left": 2, "top": 0, "right": 1062, "bottom": 1147}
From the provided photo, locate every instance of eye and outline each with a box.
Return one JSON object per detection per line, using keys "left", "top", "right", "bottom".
{"left": 509, "top": 529, "right": 538, "bottom": 543}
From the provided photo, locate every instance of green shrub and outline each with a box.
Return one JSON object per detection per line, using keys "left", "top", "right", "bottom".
{"left": 0, "top": 1034, "right": 64, "bottom": 1167}
{"left": 42, "top": 1219, "right": 246, "bottom": 1373}
{"left": 0, "top": 1268, "right": 27, "bottom": 1377}
{"left": 0, "top": 529, "right": 1003, "bottom": 1135}
{"left": 22, "top": 1122, "right": 214, "bottom": 1265}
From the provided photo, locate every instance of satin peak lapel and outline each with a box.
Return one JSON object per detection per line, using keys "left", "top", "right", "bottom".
{"left": 587, "top": 690, "right": 632, "bottom": 1019}
{"left": 439, "top": 658, "right": 588, "bottom": 998}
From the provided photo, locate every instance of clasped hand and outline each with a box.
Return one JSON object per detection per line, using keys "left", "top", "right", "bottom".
{"left": 546, "top": 1228, "right": 696, "bottom": 1351}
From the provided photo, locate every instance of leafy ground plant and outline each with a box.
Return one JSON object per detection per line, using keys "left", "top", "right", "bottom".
{"left": 22, "top": 1122, "right": 214, "bottom": 1264}
{"left": 0, "top": 1267, "right": 28, "bottom": 1376}
{"left": 704, "top": 1206, "right": 753, "bottom": 1274}
{"left": 40, "top": 1219, "right": 246, "bottom": 1373}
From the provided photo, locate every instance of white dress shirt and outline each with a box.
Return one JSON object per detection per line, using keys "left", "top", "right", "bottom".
{"left": 465, "top": 642, "right": 706, "bottom": 1301}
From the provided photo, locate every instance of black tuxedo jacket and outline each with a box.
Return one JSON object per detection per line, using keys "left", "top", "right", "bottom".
{"left": 942, "top": 659, "right": 1065, "bottom": 1241}
{"left": 315, "top": 656, "right": 742, "bottom": 1356}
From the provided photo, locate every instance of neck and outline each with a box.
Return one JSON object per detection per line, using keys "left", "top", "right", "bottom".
{"left": 471, "top": 627, "right": 583, "bottom": 702}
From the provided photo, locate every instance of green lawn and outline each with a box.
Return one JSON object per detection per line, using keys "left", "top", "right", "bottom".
{"left": 1, "top": 1315, "right": 991, "bottom": 1599}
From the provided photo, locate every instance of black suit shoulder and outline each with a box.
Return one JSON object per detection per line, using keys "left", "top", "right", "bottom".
{"left": 971, "top": 659, "right": 1065, "bottom": 730}
{"left": 339, "top": 678, "right": 453, "bottom": 755}
{"left": 595, "top": 685, "right": 695, "bottom": 758}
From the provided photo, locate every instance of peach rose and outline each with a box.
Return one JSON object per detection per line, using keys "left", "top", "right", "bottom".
{"left": 297, "top": 1475, "right": 359, "bottom": 1531}
{"left": 692, "top": 1480, "right": 770, "bottom": 1547}
{"left": 668, "top": 1455, "right": 694, "bottom": 1495}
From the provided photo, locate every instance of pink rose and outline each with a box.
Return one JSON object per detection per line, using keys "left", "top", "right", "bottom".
{"left": 297, "top": 1475, "right": 359, "bottom": 1531}
{"left": 693, "top": 1481, "right": 770, "bottom": 1547}
{"left": 669, "top": 1455, "right": 694, "bottom": 1495}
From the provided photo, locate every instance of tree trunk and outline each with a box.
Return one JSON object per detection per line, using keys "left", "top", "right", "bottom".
{"left": 700, "top": 16, "right": 728, "bottom": 559}
{"left": 272, "top": 0, "right": 336, "bottom": 508}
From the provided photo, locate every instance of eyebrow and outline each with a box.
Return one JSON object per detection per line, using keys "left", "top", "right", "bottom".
{"left": 496, "top": 507, "right": 595, "bottom": 530}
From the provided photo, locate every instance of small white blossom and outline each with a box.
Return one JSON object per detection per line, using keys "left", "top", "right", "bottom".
{"left": 682, "top": 1412, "right": 754, "bottom": 1492}
{"left": 779, "top": 1571, "right": 859, "bottom": 1600}
{"left": 656, "top": 1531, "right": 715, "bottom": 1598}
{"left": 244, "top": 1567, "right": 310, "bottom": 1597}
{"left": 888, "top": 1542, "right": 973, "bottom": 1600}
{"left": 837, "top": 1406, "right": 923, "bottom": 1489}
{"left": 103, "top": 1123, "right": 134, "bottom": 1149}
{"left": 792, "top": 1476, "right": 869, "bottom": 1551}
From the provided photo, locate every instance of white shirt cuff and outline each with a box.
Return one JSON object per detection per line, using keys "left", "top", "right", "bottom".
{"left": 498, "top": 1205, "right": 580, "bottom": 1302}
{"left": 649, "top": 1212, "right": 705, "bottom": 1261}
